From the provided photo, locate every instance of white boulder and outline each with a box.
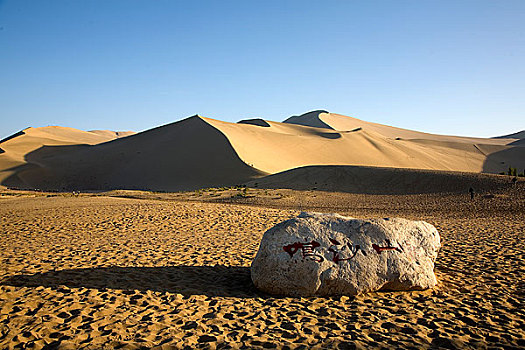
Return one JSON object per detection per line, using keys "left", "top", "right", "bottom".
{"left": 251, "top": 212, "right": 441, "bottom": 296}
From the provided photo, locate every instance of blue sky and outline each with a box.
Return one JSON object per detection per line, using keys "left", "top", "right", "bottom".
{"left": 1, "top": 0, "right": 524, "bottom": 139}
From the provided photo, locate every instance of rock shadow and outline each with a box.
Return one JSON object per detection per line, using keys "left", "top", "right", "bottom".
{"left": 0, "top": 265, "right": 269, "bottom": 298}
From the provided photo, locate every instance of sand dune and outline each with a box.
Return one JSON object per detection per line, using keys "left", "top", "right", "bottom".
{"left": 0, "top": 126, "right": 127, "bottom": 158}
{"left": 0, "top": 126, "right": 134, "bottom": 188}
{"left": 1, "top": 111, "right": 523, "bottom": 192}
{"left": 205, "top": 112, "right": 524, "bottom": 175}
{"left": 246, "top": 165, "right": 516, "bottom": 195}
{"left": 1, "top": 116, "right": 263, "bottom": 191}
{"left": 284, "top": 110, "right": 518, "bottom": 145}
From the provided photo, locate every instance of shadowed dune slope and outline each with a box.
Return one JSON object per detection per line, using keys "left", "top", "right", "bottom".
{"left": 2, "top": 116, "right": 264, "bottom": 191}
{"left": 245, "top": 165, "right": 516, "bottom": 195}
{"left": 283, "top": 110, "right": 332, "bottom": 129}
{"left": 494, "top": 130, "right": 525, "bottom": 139}
{"left": 508, "top": 139, "right": 525, "bottom": 146}
{"left": 237, "top": 119, "right": 271, "bottom": 127}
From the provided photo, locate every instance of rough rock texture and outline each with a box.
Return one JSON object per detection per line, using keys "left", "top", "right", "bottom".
{"left": 251, "top": 212, "right": 441, "bottom": 296}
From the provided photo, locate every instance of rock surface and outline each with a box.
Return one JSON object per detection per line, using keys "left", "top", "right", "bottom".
{"left": 251, "top": 212, "right": 441, "bottom": 296}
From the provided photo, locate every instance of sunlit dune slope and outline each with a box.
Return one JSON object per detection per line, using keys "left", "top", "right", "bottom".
{"left": 88, "top": 130, "right": 135, "bottom": 139}
{"left": 205, "top": 112, "right": 523, "bottom": 174}
{"left": 284, "top": 110, "right": 517, "bottom": 145}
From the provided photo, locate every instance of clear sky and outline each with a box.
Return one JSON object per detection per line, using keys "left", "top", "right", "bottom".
{"left": 1, "top": 0, "right": 524, "bottom": 139}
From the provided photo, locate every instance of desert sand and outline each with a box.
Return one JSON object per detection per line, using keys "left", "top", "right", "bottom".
{"left": 1, "top": 111, "right": 523, "bottom": 192}
{"left": 1, "top": 180, "right": 524, "bottom": 349}
{"left": 0, "top": 111, "right": 523, "bottom": 348}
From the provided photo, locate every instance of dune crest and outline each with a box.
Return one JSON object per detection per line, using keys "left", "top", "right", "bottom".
{"left": 494, "top": 130, "right": 525, "bottom": 139}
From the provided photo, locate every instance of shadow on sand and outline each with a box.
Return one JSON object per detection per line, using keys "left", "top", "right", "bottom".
{"left": 247, "top": 165, "right": 517, "bottom": 195}
{"left": 482, "top": 146, "right": 525, "bottom": 174}
{"left": 0, "top": 265, "right": 272, "bottom": 298}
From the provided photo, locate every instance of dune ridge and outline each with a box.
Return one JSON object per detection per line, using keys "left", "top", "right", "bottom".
{"left": 494, "top": 130, "right": 525, "bottom": 139}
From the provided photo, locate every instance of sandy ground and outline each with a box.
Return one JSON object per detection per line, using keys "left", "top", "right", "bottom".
{"left": 0, "top": 187, "right": 524, "bottom": 349}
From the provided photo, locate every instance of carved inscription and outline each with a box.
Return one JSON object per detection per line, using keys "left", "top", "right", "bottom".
{"left": 283, "top": 238, "right": 403, "bottom": 264}
{"left": 372, "top": 239, "right": 403, "bottom": 254}
{"left": 328, "top": 238, "right": 367, "bottom": 263}
{"left": 283, "top": 241, "right": 324, "bottom": 262}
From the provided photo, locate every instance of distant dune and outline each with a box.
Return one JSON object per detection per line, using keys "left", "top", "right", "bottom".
{"left": 205, "top": 111, "right": 521, "bottom": 174}
{"left": 0, "top": 111, "right": 523, "bottom": 192}
{"left": 0, "top": 126, "right": 134, "bottom": 188}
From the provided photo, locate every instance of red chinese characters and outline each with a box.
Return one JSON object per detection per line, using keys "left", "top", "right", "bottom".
{"left": 283, "top": 241, "right": 324, "bottom": 262}
{"left": 372, "top": 239, "right": 403, "bottom": 254}
{"left": 283, "top": 238, "right": 404, "bottom": 264}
